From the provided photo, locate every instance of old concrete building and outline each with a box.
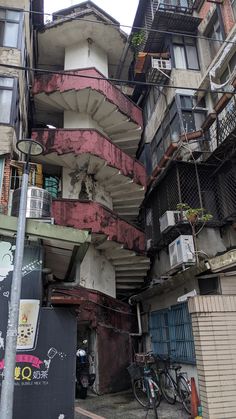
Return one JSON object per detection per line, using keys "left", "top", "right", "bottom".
{"left": 0, "top": 0, "right": 151, "bottom": 398}
{"left": 0, "top": 0, "right": 43, "bottom": 209}
{"left": 26, "top": 1, "right": 150, "bottom": 394}
{"left": 130, "top": 0, "right": 236, "bottom": 417}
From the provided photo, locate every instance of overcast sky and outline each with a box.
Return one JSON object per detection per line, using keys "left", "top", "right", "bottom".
{"left": 44, "top": 0, "right": 139, "bottom": 33}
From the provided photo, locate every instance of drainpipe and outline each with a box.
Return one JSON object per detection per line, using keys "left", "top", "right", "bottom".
{"left": 129, "top": 301, "right": 142, "bottom": 337}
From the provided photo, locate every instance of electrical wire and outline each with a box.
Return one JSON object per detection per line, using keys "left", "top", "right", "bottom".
{"left": 0, "top": 62, "right": 235, "bottom": 95}
{"left": 24, "top": 7, "right": 236, "bottom": 46}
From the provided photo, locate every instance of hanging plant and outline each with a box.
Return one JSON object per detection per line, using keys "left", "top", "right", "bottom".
{"left": 176, "top": 203, "right": 213, "bottom": 265}
{"left": 130, "top": 30, "right": 145, "bottom": 54}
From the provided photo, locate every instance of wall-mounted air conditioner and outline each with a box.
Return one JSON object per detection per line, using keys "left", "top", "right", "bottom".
{"left": 159, "top": 210, "right": 186, "bottom": 233}
{"left": 169, "top": 235, "right": 195, "bottom": 270}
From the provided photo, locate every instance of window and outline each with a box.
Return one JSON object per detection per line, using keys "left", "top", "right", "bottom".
{"left": 180, "top": 95, "right": 206, "bottom": 133}
{"left": 231, "top": 0, "right": 236, "bottom": 20}
{"left": 198, "top": 276, "right": 220, "bottom": 295}
{"left": 0, "top": 9, "right": 21, "bottom": 48}
{"left": 0, "top": 77, "right": 14, "bottom": 124}
{"left": 173, "top": 36, "right": 199, "bottom": 70}
{"left": 207, "top": 16, "right": 224, "bottom": 59}
{"left": 150, "top": 95, "right": 206, "bottom": 170}
{"left": 150, "top": 303, "right": 195, "bottom": 364}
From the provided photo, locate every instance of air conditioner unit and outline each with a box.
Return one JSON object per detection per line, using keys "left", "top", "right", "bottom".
{"left": 169, "top": 235, "right": 195, "bottom": 270}
{"left": 159, "top": 211, "right": 186, "bottom": 233}
{"left": 146, "top": 239, "right": 153, "bottom": 251}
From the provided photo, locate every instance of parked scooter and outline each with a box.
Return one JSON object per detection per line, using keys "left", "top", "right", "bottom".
{"left": 76, "top": 349, "right": 96, "bottom": 399}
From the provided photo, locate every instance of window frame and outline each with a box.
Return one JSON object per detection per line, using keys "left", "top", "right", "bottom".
{"left": 150, "top": 303, "right": 196, "bottom": 364}
{"left": 231, "top": 0, "right": 236, "bottom": 20}
{"left": 0, "top": 7, "right": 23, "bottom": 49}
{"left": 177, "top": 94, "right": 206, "bottom": 133}
{"left": 0, "top": 77, "right": 18, "bottom": 125}
{"left": 172, "top": 35, "right": 200, "bottom": 71}
{"left": 150, "top": 95, "right": 206, "bottom": 170}
{"left": 205, "top": 12, "right": 225, "bottom": 60}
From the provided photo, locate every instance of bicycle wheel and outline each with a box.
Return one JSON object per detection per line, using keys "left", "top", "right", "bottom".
{"left": 177, "top": 375, "right": 191, "bottom": 414}
{"left": 133, "top": 378, "right": 161, "bottom": 409}
{"left": 159, "top": 372, "right": 176, "bottom": 404}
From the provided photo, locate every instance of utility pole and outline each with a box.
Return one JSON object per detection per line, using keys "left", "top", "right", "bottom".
{"left": 0, "top": 139, "right": 44, "bottom": 419}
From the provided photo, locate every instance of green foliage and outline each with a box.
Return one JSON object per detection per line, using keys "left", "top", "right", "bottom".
{"left": 176, "top": 203, "right": 213, "bottom": 224}
{"left": 130, "top": 30, "right": 145, "bottom": 49}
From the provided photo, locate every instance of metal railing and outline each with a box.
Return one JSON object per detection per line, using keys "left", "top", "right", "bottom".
{"left": 207, "top": 96, "right": 236, "bottom": 153}
{"left": 157, "top": 0, "right": 194, "bottom": 14}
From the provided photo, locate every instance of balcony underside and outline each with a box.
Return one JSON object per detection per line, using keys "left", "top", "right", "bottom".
{"left": 145, "top": 12, "right": 201, "bottom": 51}
{"left": 52, "top": 200, "right": 149, "bottom": 294}
{"left": 0, "top": 214, "right": 91, "bottom": 285}
{"left": 33, "top": 69, "right": 143, "bottom": 157}
{"left": 96, "top": 240, "right": 150, "bottom": 296}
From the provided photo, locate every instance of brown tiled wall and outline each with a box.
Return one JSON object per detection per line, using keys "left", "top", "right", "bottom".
{"left": 0, "top": 156, "right": 11, "bottom": 213}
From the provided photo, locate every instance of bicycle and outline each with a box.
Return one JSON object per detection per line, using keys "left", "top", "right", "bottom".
{"left": 128, "top": 353, "right": 161, "bottom": 418}
{"left": 156, "top": 355, "right": 191, "bottom": 414}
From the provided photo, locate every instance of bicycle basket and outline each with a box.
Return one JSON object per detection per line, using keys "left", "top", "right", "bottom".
{"left": 127, "top": 363, "right": 142, "bottom": 380}
{"left": 155, "top": 355, "right": 171, "bottom": 370}
{"left": 135, "top": 353, "right": 155, "bottom": 364}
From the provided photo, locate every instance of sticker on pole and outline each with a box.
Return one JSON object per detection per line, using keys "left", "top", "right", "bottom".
{"left": 17, "top": 300, "right": 40, "bottom": 351}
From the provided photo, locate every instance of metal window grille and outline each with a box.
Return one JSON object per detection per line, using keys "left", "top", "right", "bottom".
{"left": 150, "top": 302, "right": 195, "bottom": 364}
{"left": 146, "top": 161, "right": 221, "bottom": 246}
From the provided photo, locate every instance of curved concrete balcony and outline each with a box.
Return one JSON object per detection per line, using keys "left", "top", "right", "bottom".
{"left": 52, "top": 199, "right": 145, "bottom": 253}
{"left": 32, "top": 128, "right": 146, "bottom": 221}
{"left": 52, "top": 199, "right": 149, "bottom": 294}
{"left": 33, "top": 68, "right": 143, "bottom": 157}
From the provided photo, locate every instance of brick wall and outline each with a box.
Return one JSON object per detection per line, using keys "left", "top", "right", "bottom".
{"left": 198, "top": 0, "right": 235, "bottom": 35}
{"left": 0, "top": 156, "right": 11, "bottom": 213}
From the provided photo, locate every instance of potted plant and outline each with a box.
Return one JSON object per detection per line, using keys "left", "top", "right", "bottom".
{"left": 176, "top": 203, "right": 213, "bottom": 265}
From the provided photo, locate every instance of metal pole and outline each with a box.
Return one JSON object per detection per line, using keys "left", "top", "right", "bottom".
{"left": 0, "top": 160, "right": 30, "bottom": 419}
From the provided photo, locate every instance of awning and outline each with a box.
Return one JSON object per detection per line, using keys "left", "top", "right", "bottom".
{"left": 0, "top": 214, "right": 91, "bottom": 281}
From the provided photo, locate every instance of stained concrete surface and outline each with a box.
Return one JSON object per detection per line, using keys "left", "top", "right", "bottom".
{"left": 75, "top": 390, "right": 189, "bottom": 419}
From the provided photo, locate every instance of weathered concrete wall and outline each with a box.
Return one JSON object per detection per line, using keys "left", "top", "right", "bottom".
{"left": 144, "top": 277, "right": 198, "bottom": 312}
{"left": 0, "top": 126, "right": 16, "bottom": 155}
{"left": 69, "top": 288, "right": 135, "bottom": 394}
{"left": 152, "top": 228, "right": 227, "bottom": 278}
{"left": 97, "top": 325, "right": 131, "bottom": 394}
{"left": 0, "top": 0, "right": 33, "bottom": 157}
{"left": 64, "top": 111, "right": 106, "bottom": 136}
{"left": 80, "top": 244, "right": 116, "bottom": 297}
{"left": 189, "top": 295, "right": 236, "bottom": 419}
{"left": 62, "top": 167, "right": 113, "bottom": 210}
{"left": 1, "top": 0, "right": 29, "bottom": 7}
{"left": 0, "top": 48, "right": 21, "bottom": 73}
{"left": 64, "top": 40, "right": 108, "bottom": 77}
{"left": 143, "top": 69, "right": 202, "bottom": 144}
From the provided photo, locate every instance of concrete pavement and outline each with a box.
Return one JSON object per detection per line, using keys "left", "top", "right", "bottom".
{"left": 75, "top": 390, "right": 189, "bottom": 419}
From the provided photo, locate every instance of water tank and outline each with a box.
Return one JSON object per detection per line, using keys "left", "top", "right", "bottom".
{"left": 11, "top": 187, "right": 52, "bottom": 218}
